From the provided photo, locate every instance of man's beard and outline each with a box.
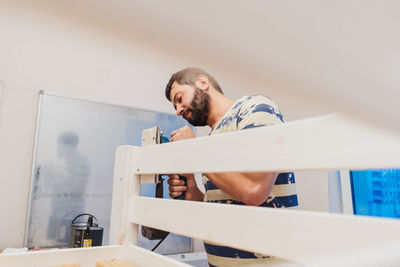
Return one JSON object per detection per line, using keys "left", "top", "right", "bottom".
{"left": 185, "top": 87, "right": 210, "bottom": 126}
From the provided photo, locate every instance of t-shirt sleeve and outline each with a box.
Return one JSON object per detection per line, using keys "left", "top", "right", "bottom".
{"left": 237, "top": 97, "right": 284, "bottom": 130}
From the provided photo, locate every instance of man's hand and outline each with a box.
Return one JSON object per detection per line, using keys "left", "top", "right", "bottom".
{"left": 168, "top": 126, "right": 203, "bottom": 201}
{"left": 167, "top": 174, "right": 204, "bottom": 201}
{"left": 170, "top": 126, "right": 195, "bottom": 142}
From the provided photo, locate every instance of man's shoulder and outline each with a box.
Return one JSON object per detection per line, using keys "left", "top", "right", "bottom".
{"left": 240, "top": 94, "right": 277, "bottom": 107}
{"left": 235, "top": 94, "right": 284, "bottom": 128}
{"left": 212, "top": 94, "right": 282, "bottom": 134}
{"left": 236, "top": 94, "right": 281, "bottom": 117}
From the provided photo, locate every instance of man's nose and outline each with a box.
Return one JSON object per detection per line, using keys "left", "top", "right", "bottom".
{"left": 176, "top": 105, "right": 184, "bottom": 116}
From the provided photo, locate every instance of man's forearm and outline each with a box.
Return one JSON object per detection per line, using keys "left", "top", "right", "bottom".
{"left": 204, "top": 172, "right": 278, "bottom": 206}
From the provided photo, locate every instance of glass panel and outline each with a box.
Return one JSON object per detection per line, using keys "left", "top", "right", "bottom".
{"left": 27, "top": 92, "right": 192, "bottom": 254}
{"left": 350, "top": 169, "right": 400, "bottom": 218}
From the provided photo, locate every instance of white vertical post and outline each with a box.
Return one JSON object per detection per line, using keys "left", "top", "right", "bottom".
{"left": 109, "top": 146, "right": 141, "bottom": 246}
{"left": 340, "top": 170, "right": 354, "bottom": 215}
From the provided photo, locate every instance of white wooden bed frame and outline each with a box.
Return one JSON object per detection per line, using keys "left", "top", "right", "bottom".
{"left": 2, "top": 113, "right": 400, "bottom": 266}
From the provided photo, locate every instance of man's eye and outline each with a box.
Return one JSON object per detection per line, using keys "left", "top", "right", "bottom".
{"left": 179, "top": 96, "right": 182, "bottom": 103}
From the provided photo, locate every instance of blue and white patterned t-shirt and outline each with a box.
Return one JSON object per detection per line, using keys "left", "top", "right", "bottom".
{"left": 202, "top": 94, "right": 298, "bottom": 267}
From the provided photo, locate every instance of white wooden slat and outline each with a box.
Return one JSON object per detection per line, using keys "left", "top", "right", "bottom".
{"left": 133, "top": 114, "right": 400, "bottom": 175}
{"left": 307, "top": 241, "right": 400, "bottom": 267}
{"left": 129, "top": 196, "right": 400, "bottom": 263}
{"left": 0, "top": 246, "right": 125, "bottom": 267}
{"left": 109, "top": 146, "right": 140, "bottom": 246}
{"left": 123, "top": 245, "right": 191, "bottom": 267}
{"left": 0, "top": 245, "right": 191, "bottom": 267}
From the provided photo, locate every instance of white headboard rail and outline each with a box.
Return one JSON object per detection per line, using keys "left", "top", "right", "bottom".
{"left": 1, "top": 113, "right": 400, "bottom": 266}
{"left": 128, "top": 196, "right": 400, "bottom": 263}
{"left": 109, "top": 113, "right": 400, "bottom": 266}
{"left": 134, "top": 113, "right": 400, "bottom": 174}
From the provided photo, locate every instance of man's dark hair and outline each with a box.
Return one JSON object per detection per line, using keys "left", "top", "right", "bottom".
{"left": 165, "top": 67, "right": 223, "bottom": 101}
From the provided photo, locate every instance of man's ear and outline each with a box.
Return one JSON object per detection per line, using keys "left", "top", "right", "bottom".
{"left": 195, "top": 75, "right": 210, "bottom": 92}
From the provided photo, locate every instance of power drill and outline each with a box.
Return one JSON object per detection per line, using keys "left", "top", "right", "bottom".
{"left": 140, "top": 126, "right": 187, "bottom": 241}
{"left": 160, "top": 134, "right": 186, "bottom": 200}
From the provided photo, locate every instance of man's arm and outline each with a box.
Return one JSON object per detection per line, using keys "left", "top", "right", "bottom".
{"left": 168, "top": 126, "right": 277, "bottom": 205}
{"left": 204, "top": 172, "right": 278, "bottom": 206}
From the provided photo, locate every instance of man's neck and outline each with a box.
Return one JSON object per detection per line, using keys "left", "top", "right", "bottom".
{"left": 207, "top": 93, "right": 236, "bottom": 130}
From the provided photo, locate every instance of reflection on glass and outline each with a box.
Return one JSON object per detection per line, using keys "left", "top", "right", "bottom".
{"left": 351, "top": 169, "right": 400, "bottom": 218}
{"left": 43, "top": 131, "right": 91, "bottom": 244}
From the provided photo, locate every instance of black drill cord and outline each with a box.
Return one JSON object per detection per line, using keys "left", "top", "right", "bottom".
{"left": 151, "top": 233, "right": 170, "bottom": 251}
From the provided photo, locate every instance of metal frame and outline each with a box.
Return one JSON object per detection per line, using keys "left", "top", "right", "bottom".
{"left": 3, "top": 113, "right": 400, "bottom": 266}
{"left": 24, "top": 90, "right": 45, "bottom": 247}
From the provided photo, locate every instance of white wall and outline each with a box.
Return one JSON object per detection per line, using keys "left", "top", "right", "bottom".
{"left": 0, "top": 3, "right": 239, "bottom": 248}
{"left": 296, "top": 171, "right": 329, "bottom": 212}
{"left": 0, "top": 2, "right": 330, "bottom": 248}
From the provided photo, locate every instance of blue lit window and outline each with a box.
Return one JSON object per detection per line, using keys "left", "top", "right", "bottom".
{"left": 350, "top": 169, "right": 400, "bottom": 218}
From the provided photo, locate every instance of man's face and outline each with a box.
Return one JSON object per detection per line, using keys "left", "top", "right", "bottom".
{"left": 170, "top": 81, "right": 210, "bottom": 126}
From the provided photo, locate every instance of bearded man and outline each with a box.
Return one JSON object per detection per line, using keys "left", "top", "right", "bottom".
{"left": 165, "top": 67, "right": 298, "bottom": 266}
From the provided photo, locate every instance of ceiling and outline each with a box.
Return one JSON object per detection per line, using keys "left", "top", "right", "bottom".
{"left": 4, "top": 0, "right": 400, "bottom": 130}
